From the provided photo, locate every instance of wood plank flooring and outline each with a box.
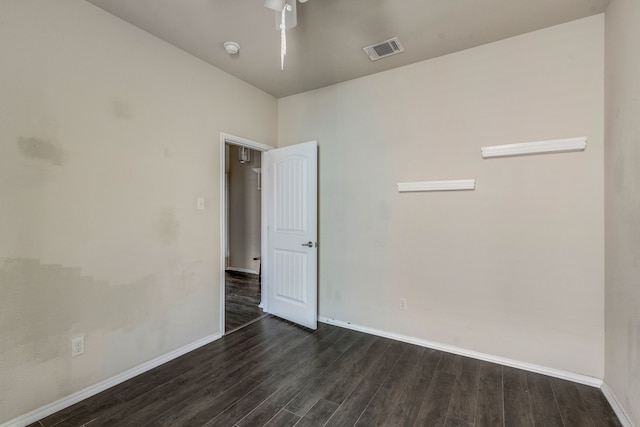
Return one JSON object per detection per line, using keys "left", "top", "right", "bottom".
{"left": 225, "top": 271, "right": 264, "bottom": 332}
{"left": 34, "top": 316, "right": 622, "bottom": 427}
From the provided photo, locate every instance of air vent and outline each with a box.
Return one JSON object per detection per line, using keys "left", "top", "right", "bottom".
{"left": 363, "top": 37, "right": 405, "bottom": 61}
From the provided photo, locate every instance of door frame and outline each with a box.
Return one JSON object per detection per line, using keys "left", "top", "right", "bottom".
{"left": 219, "top": 132, "right": 274, "bottom": 335}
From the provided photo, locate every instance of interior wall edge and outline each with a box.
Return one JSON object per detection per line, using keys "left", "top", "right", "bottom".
{"left": 318, "top": 316, "right": 603, "bottom": 388}
{"left": 601, "top": 382, "right": 638, "bottom": 427}
{"left": 0, "top": 332, "right": 222, "bottom": 427}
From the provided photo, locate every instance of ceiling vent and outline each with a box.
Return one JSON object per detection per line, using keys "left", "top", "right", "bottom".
{"left": 363, "top": 37, "right": 405, "bottom": 61}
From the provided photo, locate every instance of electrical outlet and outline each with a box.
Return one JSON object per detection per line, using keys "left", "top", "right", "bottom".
{"left": 399, "top": 298, "right": 408, "bottom": 310}
{"left": 71, "top": 336, "right": 85, "bottom": 357}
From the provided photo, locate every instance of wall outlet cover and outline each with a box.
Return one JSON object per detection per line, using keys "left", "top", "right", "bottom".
{"left": 72, "top": 336, "right": 85, "bottom": 357}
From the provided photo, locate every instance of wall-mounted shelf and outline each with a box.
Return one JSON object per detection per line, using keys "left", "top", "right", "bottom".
{"left": 481, "top": 136, "right": 587, "bottom": 158}
{"left": 397, "top": 179, "right": 476, "bottom": 193}
{"left": 253, "top": 168, "right": 261, "bottom": 190}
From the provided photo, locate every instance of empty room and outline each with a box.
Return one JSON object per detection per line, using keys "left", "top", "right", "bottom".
{"left": 1, "top": 0, "right": 638, "bottom": 426}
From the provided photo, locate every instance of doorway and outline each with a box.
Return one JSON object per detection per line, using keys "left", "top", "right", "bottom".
{"left": 220, "top": 133, "right": 319, "bottom": 333}
{"left": 220, "top": 133, "right": 273, "bottom": 334}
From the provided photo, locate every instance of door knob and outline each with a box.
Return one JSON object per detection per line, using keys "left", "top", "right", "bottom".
{"left": 302, "top": 241, "right": 313, "bottom": 247}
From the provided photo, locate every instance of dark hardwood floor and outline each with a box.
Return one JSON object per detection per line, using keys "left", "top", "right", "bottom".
{"left": 225, "top": 270, "right": 264, "bottom": 333}
{"left": 34, "top": 316, "right": 621, "bottom": 427}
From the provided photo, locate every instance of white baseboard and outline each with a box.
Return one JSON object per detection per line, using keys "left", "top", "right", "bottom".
{"left": 7, "top": 318, "right": 630, "bottom": 427}
{"left": 226, "top": 266, "right": 259, "bottom": 275}
{"left": 318, "top": 316, "right": 602, "bottom": 388}
{"left": 1, "top": 332, "right": 222, "bottom": 427}
{"left": 601, "top": 382, "right": 636, "bottom": 427}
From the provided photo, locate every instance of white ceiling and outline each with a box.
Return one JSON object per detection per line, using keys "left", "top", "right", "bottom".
{"left": 86, "top": 0, "right": 609, "bottom": 98}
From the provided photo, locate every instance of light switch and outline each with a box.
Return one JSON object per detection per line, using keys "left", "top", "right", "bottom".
{"left": 197, "top": 197, "right": 205, "bottom": 210}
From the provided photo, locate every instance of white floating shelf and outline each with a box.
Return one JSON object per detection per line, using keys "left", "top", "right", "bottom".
{"left": 397, "top": 179, "right": 476, "bottom": 193}
{"left": 252, "top": 168, "right": 262, "bottom": 190}
{"left": 481, "top": 136, "right": 587, "bottom": 158}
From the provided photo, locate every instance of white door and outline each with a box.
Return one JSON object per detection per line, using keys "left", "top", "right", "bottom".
{"left": 263, "top": 141, "right": 318, "bottom": 329}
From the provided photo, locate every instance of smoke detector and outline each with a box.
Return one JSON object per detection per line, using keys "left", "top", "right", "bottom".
{"left": 224, "top": 41, "right": 240, "bottom": 55}
{"left": 363, "top": 37, "right": 404, "bottom": 61}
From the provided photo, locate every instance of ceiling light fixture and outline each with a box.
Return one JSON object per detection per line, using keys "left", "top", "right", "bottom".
{"left": 238, "top": 146, "right": 251, "bottom": 164}
{"left": 279, "top": 3, "right": 291, "bottom": 70}
{"left": 264, "top": 0, "right": 284, "bottom": 11}
{"left": 264, "top": 0, "right": 302, "bottom": 70}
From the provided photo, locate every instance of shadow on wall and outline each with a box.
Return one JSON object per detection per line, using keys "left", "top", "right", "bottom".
{"left": 0, "top": 257, "right": 200, "bottom": 365}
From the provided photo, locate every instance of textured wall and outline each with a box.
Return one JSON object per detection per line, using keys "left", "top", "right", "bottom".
{"left": 279, "top": 16, "right": 605, "bottom": 378}
{"left": 605, "top": 0, "right": 640, "bottom": 424}
{"left": 0, "top": 0, "right": 276, "bottom": 422}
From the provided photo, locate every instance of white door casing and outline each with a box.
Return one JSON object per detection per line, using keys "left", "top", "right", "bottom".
{"left": 263, "top": 141, "right": 318, "bottom": 330}
{"left": 220, "top": 133, "right": 273, "bottom": 334}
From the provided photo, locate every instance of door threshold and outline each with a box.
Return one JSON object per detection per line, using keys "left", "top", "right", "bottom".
{"left": 225, "top": 313, "right": 269, "bottom": 335}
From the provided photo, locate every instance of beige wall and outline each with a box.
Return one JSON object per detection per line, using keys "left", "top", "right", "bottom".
{"left": 0, "top": 0, "right": 276, "bottom": 422}
{"left": 228, "top": 145, "right": 262, "bottom": 272}
{"left": 0, "top": 1, "right": 617, "bottom": 422}
{"left": 605, "top": 0, "right": 640, "bottom": 424}
{"left": 279, "top": 15, "right": 605, "bottom": 377}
